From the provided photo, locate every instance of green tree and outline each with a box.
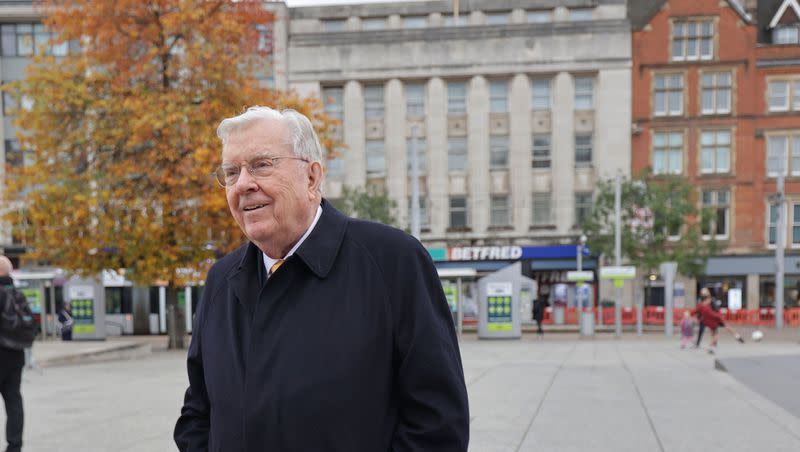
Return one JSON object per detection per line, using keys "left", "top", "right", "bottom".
{"left": 580, "top": 172, "right": 718, "bottom": 278}
{"left": 1, "top": 0, "right": 336, "bottom": 348}
{"left": 332, "top": 185, "right": 398, "bottom": 226}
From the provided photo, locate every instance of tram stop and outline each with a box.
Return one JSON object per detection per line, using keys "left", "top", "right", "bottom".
{"left": 64, "top": 276, "right": 107, "bottom": 340}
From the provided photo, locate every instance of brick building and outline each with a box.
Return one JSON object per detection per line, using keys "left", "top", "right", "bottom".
{"left": 631, "top": 0, "right": 800, "bottom": 310}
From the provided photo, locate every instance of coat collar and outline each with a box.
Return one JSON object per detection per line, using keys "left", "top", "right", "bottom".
{"left": 229, "top": 198, "right": 347, "bottom": 284}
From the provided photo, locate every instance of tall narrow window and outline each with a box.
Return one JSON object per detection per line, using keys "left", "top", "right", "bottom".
{"left": 448, "top": 82, "right": 467, "bottom": 114}
{"left": 700, "top": 130, "right": 731, "bottom": 174}
{"left": 490, "top": 196, "right": 510, "bottom": 226}
{"left": 403, "top": 16, "right": 427, "bottom": 28}
{"left": 701, "top": 190, "right": 729, "bottom": 239}
{"left": 653, "top": 132, "right": 683, "bottom": 175}
{"left": 408, "top": 197, "right": 429, "bottom": 228}
{"left": 490, "top": 136, "right": 509, "bottom": 168}
{"left": 575, "top": 134, "right": 592, "bottom": 167}
{"left": 768, "top": 204, "right": 778, "bottom": 246}
{"left": 362, "top": 17, "right": 385, "bottom": 30}
{"left": 322, "top": 19, "right": 346, "bottom": 32}
{"left": 701, "top": 72, "right": 731, "bottom": 115}
{"left": 448, "top": 137, "right": 467, "bottom": 171}
{"left": 532, "top": 134, "right": 551, "bottom": 169}
{"left": 365, "top": 85, "right": 384, "bottom": 119}
{"left": 574, "top": 77, "right": 594, "bottom": 110}
{"left": 405, "top": 83, "right": 425, "bottom": 117}
{"left": 672, "top": 20, "right": 714, "bottom": 61}
{"left": 531, "top": 79, "right": 550, "bottom": 111}
{"left": 485, "top": 12, "right": 510, "bottom": 25}
{"left": 449, "top": 197, "right": 468, "bottom": 228}
{"left": 489, "top": 80, "right": 508, "bottom": 113}
{"left": 575, "top": 192, "right": 593, "bottom": 225}
{"left": 365, "top": 139, "right": 385, "bottom": 176}
{"left": 654, "top": 74, "right": 684, "bottom": 116}
{"left": 768, "top": 81, "right": 790, "bottom": 112}
{"left": 322, "top": 87, "right": 344, "bottom": 120}
{"left": 532, "top": 193, "right": 552, "bottom": 225}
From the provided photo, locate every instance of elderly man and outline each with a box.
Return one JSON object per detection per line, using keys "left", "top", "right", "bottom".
{"left": 0, "top": 256, "right": 25, "bottom": 452}
{"left": 174, "top": 107, "right": 469, "bottom": 451}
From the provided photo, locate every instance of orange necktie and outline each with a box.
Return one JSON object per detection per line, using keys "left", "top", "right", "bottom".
{"left": 269, "top": 259, "right": 284, "bottom": 276}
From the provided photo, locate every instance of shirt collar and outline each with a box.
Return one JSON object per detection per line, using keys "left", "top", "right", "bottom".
{"left": 263, "top": 205, "right": 322, "bottom": 275}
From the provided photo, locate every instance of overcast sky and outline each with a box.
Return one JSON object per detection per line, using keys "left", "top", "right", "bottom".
{"left": 285, "top": 0, "right": 429, "bottom": 6}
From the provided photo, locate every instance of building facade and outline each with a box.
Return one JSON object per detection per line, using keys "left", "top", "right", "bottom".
{"left": 631, "top": 0, "right": 800, "bottom": 310}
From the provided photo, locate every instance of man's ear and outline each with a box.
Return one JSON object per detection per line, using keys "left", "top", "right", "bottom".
{"left": 308, "top": 161, "right": 324, "bottom": 197}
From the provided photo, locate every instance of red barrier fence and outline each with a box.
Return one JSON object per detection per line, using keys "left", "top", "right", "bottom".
{"left": 533, "top": 306, "right": 800, "bottom": 327}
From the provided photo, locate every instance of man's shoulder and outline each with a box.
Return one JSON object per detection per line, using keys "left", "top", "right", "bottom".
{"left": 207, "top": 243, "right": 249, "bottom": 279}
{"left": 344, "top": 219, "right": 423, "bottom": 255}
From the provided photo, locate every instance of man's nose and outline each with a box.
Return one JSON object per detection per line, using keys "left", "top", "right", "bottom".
{"left": 232, "top": 167, "right": 258, "bottom": 192}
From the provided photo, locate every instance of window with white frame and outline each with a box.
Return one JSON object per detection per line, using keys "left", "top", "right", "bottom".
{"left": 575, "top": 134, "right": 592, "bottom": 167}
{"left": 403, "top": 16, "right": 427, "bottom": 28}
{"left": 701, "top": 71, "right": 731, "bottom": 115}
{"left": 448, "top": 82, "right": 467, "bottom": 114}
{"left": 407, "top": 196, "right": 430, "bottom": 228}
{"left": 406, "top": 137, "right": 426, "bottom": 174}
{"left": 364, "top": 85, "right": 384, "bottom": 119}
{"left": 490, "top": 195, "right": 510, "bottom": 226}
{"left": 793, "top": 203, "right": 800, "bottom": 245}
{"left": 575, "top": 192, "right": 593, "bottom": 225}
{"left": 485, "top": 12, "right": 510, "bottom": 25}
{"left": 532, "top": 193, "right": 552, "bottom": 225}
{"left": 406, "top": 83, "right": 425, "bottom": 117}
{"left": 490, "top": 135, "right": 509, "bottom": 168}
{"left": 449, "top": 197, "right": 468, "bottom": 228}
{"left": 653, "top": 132, "right": 684, "bottom": 175}
{"left": 768, "top": 203, "right": 779, "bottom": 246}
{"left": 362, "top": 17, "right": 385, "bottom": 30}
{"left": 774, "top": 26, "right": 800, "bottom": 44}
{"left": 701, "top": 189, "right": 729, "bottom": 239}
{"left": 322, "top": 19, "right": 346, "bottom": 32}
{"left": 767, "top": 134, "right": 800, "bottom": 176}
{"left": 489, "top": 80, "right": 508, "bottom": 113}
{"left": 574, "top": 76, "right": 594, "bottom": 110}
{"left": 654, "top": 73, "right": 684, "bottom": 116}
{"left": 672, "top": 20, "right": 714, "bottom": 61}
{"left": 767, "top": 80, "right": 800, "bottom": 112}
{"left": 700, "top": 130, "right": 731, "bottom": 174}
{"left": 527, "top": 10, "right": 551, "bottom": 23}
{"left": 365, "top": 139, "right": 385, "bottom": 176}
{"left": 531, "top": 79, "right": 550, "bottom": 111}
{"left": 532, "top": 134, "right": 550, "bottom": 169}
{"left": 448, "top": 137, "right": 467, "bottom": 171}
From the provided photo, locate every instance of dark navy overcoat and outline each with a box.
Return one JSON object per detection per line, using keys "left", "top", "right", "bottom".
{"left": 175, "top": 200, "right": 469, "bottom": 451}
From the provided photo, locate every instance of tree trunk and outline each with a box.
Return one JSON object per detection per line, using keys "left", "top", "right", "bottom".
{"left": 166, "top": 284, "right": 186, "bottom": 349}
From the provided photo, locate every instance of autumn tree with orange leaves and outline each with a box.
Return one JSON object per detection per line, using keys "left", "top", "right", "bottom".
{"left": 2, "top": 0, "right": 336, "bottom": 348}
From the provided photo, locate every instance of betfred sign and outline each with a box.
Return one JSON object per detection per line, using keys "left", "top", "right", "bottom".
{"left": 449, "top": 246, "right": 523, "bottom": 261}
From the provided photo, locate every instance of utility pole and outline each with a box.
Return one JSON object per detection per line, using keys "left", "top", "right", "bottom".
{"left": 776, "top": 160, "right": 785, "bottom": 329}
{"left": 410, "top": 125, "right": 421, "bottom": 240}
{"left": 614, "top": 174, "right": 622, "bottom": 337}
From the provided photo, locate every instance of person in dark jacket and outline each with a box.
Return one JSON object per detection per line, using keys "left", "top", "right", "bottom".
{"left": 58, "top": 302, "right": 73, "bottom": 341}
{"left": 174, "top": 107, "right": 470, "bottom": 452}
{"left": 532, "top": 298, "right": 548, "bottom": 337}
{"left": 0, "top": 255, "right": 24, "bottom": 452}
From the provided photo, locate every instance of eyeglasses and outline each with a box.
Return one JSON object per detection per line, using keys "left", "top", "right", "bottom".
{"left": 214, "top": 155, "right": 309, "bottom": 187}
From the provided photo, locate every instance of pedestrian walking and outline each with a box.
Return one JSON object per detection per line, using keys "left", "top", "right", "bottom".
{"left": 532, "top": 298, "right": 548, "bottom": 337}
{"left": 174, "top": 107, "right": 469, "bottom": 451}
{"left": 0, "top": 255, "right": 36, "bottom": 452}
{"left": 679, "top": 310, "right": 695, "bottom": 349}
{"left": 58, "top": 302, "right": 74, "bottom": 341}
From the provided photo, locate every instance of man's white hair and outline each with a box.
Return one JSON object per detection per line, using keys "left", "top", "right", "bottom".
{"left": 0, "top": 255, "right": 12, "bottom": 276}
{"left": 216, "top": 106, "right": 325, "bottom": 164}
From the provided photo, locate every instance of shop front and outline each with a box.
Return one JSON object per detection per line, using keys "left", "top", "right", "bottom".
{"left": 704, "top": 255, "right": 800, "bottom": 310}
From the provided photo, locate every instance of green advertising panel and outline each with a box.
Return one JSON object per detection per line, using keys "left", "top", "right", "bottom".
{"left": 177, "top": 290, "right": 186, "bottom": 308}
{"left": 71, "top": 298, "right": 96, "bottom": 334}
{"left": 487, "top": 295, "right": 512, "bottom": 332}
{"left": 21, "top": 288, "right": 42, "bottom": 314}
{"left": 443, "top": 285, "right": 458, "bottom": 314}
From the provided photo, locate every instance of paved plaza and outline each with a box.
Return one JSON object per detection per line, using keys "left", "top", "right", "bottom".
{"left": 1, "top": 332, "right": 799, "bottom": 451}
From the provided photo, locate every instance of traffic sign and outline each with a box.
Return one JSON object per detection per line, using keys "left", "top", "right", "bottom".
{"left": 566, "top": 271, "right": 594, "bottom": 282}
{"left": 599, "top": 266, "right": 636, "bottom": 280}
